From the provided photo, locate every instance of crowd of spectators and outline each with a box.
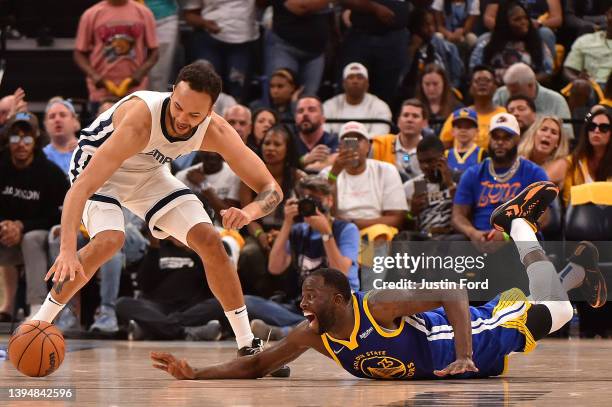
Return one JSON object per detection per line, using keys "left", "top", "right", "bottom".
{"left": 1, "top": 0, "right": 612, "bottom": 338}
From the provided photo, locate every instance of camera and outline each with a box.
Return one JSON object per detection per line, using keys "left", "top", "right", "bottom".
{"left": 298, "top": 197, "right": 319, "bottom": 217}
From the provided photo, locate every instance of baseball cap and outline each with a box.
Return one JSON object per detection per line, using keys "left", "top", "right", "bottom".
{"left": 489, "top": 113, "right": 520, "bottom": 137}
{"left": 451, "top": 108, "right": 478, "bottom": 126}
{"left": 339, "top": 121, "right": 369, "bottom": 140}
{"left": 4, "top": 112, "right": 40, "bottom": 137}
{"left": 343, "top": 62, "right": 368, "bottom": 80}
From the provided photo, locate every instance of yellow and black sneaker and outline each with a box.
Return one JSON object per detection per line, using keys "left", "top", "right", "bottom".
{"left": 490, "top": 181, "right": 559, "bottom": 234}
{"left": 568, "top": 241, "right": 607, "bottom": 308}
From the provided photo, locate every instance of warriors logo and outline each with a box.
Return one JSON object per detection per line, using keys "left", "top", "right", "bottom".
{"left": 359, "top": 356, "right": 415, "bottom": 379}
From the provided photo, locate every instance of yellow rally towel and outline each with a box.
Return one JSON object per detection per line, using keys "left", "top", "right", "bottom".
{"left": 570, "top": 182, "right": 612, "bottom": 206}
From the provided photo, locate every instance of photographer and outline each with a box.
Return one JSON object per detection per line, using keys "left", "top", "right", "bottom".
{"left": 268, "top": 175, "right": 360, "bottom": 291}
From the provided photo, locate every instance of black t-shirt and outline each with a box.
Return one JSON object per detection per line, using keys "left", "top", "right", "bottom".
{"left": 271, "top": 0, "right": 332, "bottom": 54}
{"left": 350, "top": 0, "right": 410, "bottom": 34}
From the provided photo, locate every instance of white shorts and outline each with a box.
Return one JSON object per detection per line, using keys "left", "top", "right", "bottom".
{"left": 81, "top": 165, "right": 211, "bottom": 245}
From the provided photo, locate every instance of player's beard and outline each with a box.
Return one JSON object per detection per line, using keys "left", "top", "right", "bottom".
{"left": 315, "top": 307, "right": 337, "bottom": 335}
{"left": 170, "top": 114, "right": 193, "bottom": 135}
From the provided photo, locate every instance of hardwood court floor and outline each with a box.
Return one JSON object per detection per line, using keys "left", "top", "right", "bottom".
{"left": 1, "top": 338, "right": 611, "bottom": 406}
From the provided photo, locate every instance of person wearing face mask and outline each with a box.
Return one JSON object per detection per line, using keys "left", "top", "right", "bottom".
{"left": 0, "top": 112, "right": 69, "bottom": 322}
{"left": 518, "top": 115, "right": 569, "bottom": 185}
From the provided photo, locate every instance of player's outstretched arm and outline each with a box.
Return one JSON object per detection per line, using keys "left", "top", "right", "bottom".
{"left": 367, "top": 289, "right": 477, "bottom": 377}
{"left": 46, "top": 99, "right": 151, "bottom": 284}
{"left": 151, "top": 321, "right": 317, "bottom": 380}
{"left": 201, "top": 113, "right": 283, "bottom": 229}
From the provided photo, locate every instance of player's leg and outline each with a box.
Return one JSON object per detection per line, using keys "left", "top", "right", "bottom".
{"left": 491, "top": 181, "right": 573, "bottom": 338}
{"left": 31, "top": 200, "right": 126, "bottom": 323}
{"left": 153, "top": 201, "right": 254, "bottom": 349}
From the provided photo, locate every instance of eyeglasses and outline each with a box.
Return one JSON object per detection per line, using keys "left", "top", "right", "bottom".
{"left": 9, "top": 135, "right": 35, "bottom": 145}
{"left": 586, "top": 122, "right": 611, "bottom": 133}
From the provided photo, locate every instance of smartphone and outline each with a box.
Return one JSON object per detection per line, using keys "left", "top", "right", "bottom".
{"left": 341, "top": 137, "right": 359, "bottom": 167}
{"left": 414, "top": 179, "right": 427, "bottom": 196}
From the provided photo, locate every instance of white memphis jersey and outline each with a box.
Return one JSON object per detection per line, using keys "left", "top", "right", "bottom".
{"left": 69, "top": 91, "right": 210, "bottom": 182}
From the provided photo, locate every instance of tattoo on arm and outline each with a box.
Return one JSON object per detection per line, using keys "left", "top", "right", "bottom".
{"left": 254, "top": 188, "right": 281, "bottom": 216}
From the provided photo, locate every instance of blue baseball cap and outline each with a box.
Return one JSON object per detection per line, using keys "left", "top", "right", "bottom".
{"left": 452, "top": 108, "right": 478, "bottom": 126}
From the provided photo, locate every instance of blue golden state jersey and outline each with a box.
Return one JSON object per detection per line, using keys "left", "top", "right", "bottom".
{"left": 445, "top": 145, "right": 485, "bottom": 173}
{"left": 320, "top": 289, "right": 536, "bottom": 380}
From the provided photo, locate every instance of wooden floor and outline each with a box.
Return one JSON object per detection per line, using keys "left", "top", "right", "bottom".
{"left": 1, "top": 338, "right": 611, "bottom": 406}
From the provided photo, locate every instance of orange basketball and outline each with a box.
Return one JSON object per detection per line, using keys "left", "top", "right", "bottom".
{"left": 8, "top": 320, "right": 65, "bottom": 377}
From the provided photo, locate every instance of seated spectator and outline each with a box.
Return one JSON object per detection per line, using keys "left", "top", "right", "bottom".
{"left": 445, "top": 108, "right": 486, "bottom": 173}
{"left": 440, "top": 65, "right": 506, "bottom": 149}
{"left": 0, "top": 113, "right": 69, "bottom": 321}
{"left": 433, "top": 0, "right": 480, "bottom": 48}
{"left": 563, "top": 3, "right": 612, "bottom": 105}
{"left": 604, "top": 72, "right": 612, "bottom": 108}
{"left": 563, "top": 0, "right": 609, "bottom": 38}
{"left": 493, "top": 63, "right": 574, "bottom": 138}
{"left": 74, "top": 0, "right": 159, "bottom": 110}
{"left": 246, "top": 108, "right": 278, "bottom": 154}
{"left": 404, "top": 7, "right": 464, "bottom": 93}
{"left": 250, "top": 68, "right": 298, "bottom": 124}
{"left": 323, "top": 62, "right": 392, "bottom": 136}
{"left": 144, "top": 0, "right": 179, "bottom": 92}
{"left": 182, "top": 0, "right": 258, "bottom": 100}
{"left": 323, "top": 121, "right": 408, "bottom": 231}
{"left": 371, "top": 99, "right": 433, "bottom": 182}
{"left": 483, "top": 0, "right": 562, "bottom": 60}
{"left": 518, "top": 115, "right": 568, "bottom": 185}
{"left": 116, "top": 237, "right": 224, "bottom": 341}
{"left": 416, "top": 63, "right": 463, "bottom": 134}
{"left": 405, "top": 137, "right": 459, "bottom": 238}
{"left": 238, "top": 125, "right": 304, "bottom": 297}
{"left": 506, "top": 94, "right": 537, "bottom": 136}
{"left": 263, "top": 0, "right": 332, "bottom": 96}
{"left": 451, "top": 113, "right": 548, "bottom": 243}
{"left": 0, "top": 88, "right": 27, "bottom": 133}
{"left": 472, "top": 1, "right": 553, "bottom": 84}
{"left": 42, "top": 97, "right": 80, "bottom": 174}
{"left": 549, "top": 108, "right": 612, "bottom": 207}
{"left": 294, "top": 96, "right": 338, "bottom": 173}
{"left": 223, "top": 105, "right": 252, "bottom": 143}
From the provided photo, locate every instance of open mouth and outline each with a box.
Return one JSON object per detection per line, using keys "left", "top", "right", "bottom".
{"left": 303, "top": 311, "right": 317, "bottom": 327}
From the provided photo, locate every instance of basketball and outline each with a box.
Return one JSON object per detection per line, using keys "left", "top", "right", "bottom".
{"left": 7, "top": 320, "right": 65, "bottom": 377}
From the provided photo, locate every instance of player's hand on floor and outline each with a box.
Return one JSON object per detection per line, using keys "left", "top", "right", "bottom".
{"left": 220, "top": 207, "right": 252, "bottom": 229}
{"left": 151, "top": 352, "right": 196, "bottom": 380}
{"left": 433, "top": 357, "right": 479, "bottom": 377}
{"left": 45, "top": 251, "right": 85, "bottom": 283}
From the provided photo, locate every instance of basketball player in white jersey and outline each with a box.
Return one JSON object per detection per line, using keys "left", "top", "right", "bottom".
{"left": 32, "top": 62, "right": 285, "bottom": 363}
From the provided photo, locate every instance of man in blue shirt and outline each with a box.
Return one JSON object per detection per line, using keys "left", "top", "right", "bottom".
{"left": 452, "top": 112, "right": 548, "bottom": 249}
{"left": 249, "top": 174, "right": 360, "bottom": 340}
{"left": 294, "top": 96, "right": 339, "bottom": 172}
{"left": 42, "top": 97, "right": 80, "bottom": 175}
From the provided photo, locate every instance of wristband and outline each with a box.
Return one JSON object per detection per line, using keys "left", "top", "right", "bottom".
{"left": 254, "top": 229, "right": 264, "bottom": 238}
{"left": 327, "top": 172, "right": 338, "bottom": 181}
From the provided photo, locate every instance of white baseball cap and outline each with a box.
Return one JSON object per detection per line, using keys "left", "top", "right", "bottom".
{"left": 343, "top": 62, "right": 368, "bottom": 80}
{"left": 339, "top": 121, "right": 370, "bottom": 139}
{"left": 489, "top": 113, "right": 520, "bottom": 137}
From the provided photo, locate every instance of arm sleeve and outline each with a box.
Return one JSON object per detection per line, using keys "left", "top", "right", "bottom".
{"left": 369, "top": 99, "right": 392, "bottom": 136}
{"left": 563, "top": 36, "right": 586, "bottom": 72}
{"left": 336, "top": 222, "right": 360, "bottom": 267}
{"left": 453, "top": 167, "right": 476, "bottom": 205}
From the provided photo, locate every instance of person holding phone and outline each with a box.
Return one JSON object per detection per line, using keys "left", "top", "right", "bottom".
{"left": 323, "top": 121, "right": 407, "bottom": 231}
{"left": 404, "top": 137, "right": 459, "bottom": 238}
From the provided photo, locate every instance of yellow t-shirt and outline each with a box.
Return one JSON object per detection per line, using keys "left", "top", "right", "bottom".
{"left": 440, "top": 106, "right": 507, "bottom": 149}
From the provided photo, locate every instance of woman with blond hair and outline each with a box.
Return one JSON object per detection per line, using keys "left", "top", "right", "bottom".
{"left": 518, "top": 115, "right": 569, "bottom": 184}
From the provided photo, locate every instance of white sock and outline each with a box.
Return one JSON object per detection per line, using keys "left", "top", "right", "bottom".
{"left": 558, "top": 262, "right": 586, "bottom": 291}
{"left": 31, "top": 293, "right": 65, "bottom": 323}
{"left": 225, "top": 305, "right": 254, "bottom": 349}
{"left": 510, "top": 218, "right": 542, "bottom": 263}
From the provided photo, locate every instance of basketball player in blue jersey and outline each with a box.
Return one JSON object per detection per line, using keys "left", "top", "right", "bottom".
{"left": 152, "top": 181, "right": 607, "bottom": 380}
{"left": 29, "top": 62, "right": 287, "bottom": 369}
